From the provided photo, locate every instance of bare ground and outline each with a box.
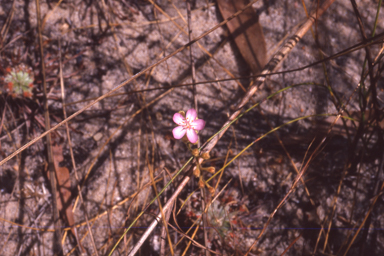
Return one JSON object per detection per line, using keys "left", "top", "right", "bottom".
{"left": 0, "top": 0, "right": 384, "bottom": 255}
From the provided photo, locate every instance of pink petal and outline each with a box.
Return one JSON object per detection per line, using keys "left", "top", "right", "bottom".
{"left": 173, "top": 113, "right": 186, "bottom": 126}
{"left": 186, "top": 129, "right": 198, "bottom": 144}
{"left": 173, "top": 126, "right": 186, "bottom": 139}
{"left": 191, "top": 119, "right": 205, "bottom": 130}
{"left": 186, "top": 108, "right": 197, "bottom": 122}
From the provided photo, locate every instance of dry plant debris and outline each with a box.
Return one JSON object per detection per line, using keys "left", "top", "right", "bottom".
{"left": 0, "top": 0, "right": 384, "bottom": 255}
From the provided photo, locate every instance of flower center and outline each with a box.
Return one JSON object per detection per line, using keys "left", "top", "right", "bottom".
{"left": 184, "top": 118, "right": 193, "bottom": 129}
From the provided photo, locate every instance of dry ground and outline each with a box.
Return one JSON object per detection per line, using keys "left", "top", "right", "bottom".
{"left": 0, "top": 0, "right": 384, "bottom": 255}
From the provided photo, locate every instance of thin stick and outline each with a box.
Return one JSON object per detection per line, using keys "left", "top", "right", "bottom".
{"left": 36, "top": 0, "right": 62, "bottom": 254}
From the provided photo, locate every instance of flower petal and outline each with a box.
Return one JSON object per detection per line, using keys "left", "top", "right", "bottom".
{"left": 173, "top": 113, "right": 186, "bottom": 126}
{"left": 186, "top": 108, "right": 197, "bottom": 122}
{"left": 186, "top": 129, "right": 198, "bottom": 144}
{"left": 191, "top": 119, "right": 205, "bottom": 130}
{"left": 173, "top": 126, "right": 186, "bottom": 139}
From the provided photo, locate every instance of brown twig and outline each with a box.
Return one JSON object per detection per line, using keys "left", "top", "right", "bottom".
{"left": 35, "top": 0, "right": 63, "bottom": 254}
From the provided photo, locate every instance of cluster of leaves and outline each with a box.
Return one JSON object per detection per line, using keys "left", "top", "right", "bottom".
{"left": 186, "top": 191, "right": 250, "bottom": 253}
{"left": 2, "top": 64, "right": 34, "bottom": 98}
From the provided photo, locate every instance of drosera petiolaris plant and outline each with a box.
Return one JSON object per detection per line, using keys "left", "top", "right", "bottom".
{"left": 2, "top": 64, "right": 34, "bottom": 98}
{"left": 185, "top": 189, "right": 251, "bottom": 253}
{"left": 172, "top": 108, "right": 216, "bottom": 194}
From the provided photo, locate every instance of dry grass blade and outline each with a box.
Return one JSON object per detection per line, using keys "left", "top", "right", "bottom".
{"left": 35, "top": 0, "right": 62, "bottom": 253}
{"left": 280, "top": 232, "right": 303, "bottom": 256}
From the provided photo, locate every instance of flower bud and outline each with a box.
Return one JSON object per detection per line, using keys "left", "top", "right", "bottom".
{"left": 192, "top": 148, "right": 200, "bottom": 157}
{"left": 208, "top": 186, "right": 215, "bottom": 195}
{"left": 206, "top": 167, "right": 215, "bottom": 173}
{"left": 201, "top": 152, "right": 210, "bottom": 160}
{"left": 193, "top": 167, "right": 200, "bottom": 177}
{"left": 198, "top": 178, "right": 205, "bottom": 188}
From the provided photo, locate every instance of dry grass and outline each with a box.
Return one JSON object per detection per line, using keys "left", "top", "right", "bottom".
{"left": 0, "top": 0, "right": 384, "bottom": 255}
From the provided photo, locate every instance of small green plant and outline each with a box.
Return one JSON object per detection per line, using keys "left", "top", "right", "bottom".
{"left": 2, "top": 64, "right": 34, "bottom": 98}
{"left": 186, "top": 191, "right": 250, "bottom": 253}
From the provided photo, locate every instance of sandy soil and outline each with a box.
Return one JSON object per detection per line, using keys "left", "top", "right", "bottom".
{"left": 0, "top": 0, "right": 384, "bottom": 255}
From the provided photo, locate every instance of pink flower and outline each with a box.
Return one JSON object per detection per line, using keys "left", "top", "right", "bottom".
{"left": 172, "top": 108, "right": 205, "bottom": 144}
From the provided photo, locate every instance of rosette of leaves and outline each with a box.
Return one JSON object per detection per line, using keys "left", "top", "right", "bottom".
{"left": 186, "top": 192, "right": 250, "bottom": 253}
{"left": 3, "top": 65, "right": 34, "bottom": 98}
{"left": 206, "top": 200, "right": 251, "bottom": 253}
{"left": 207, "top": 200, "right": 239, "bottom": 237}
